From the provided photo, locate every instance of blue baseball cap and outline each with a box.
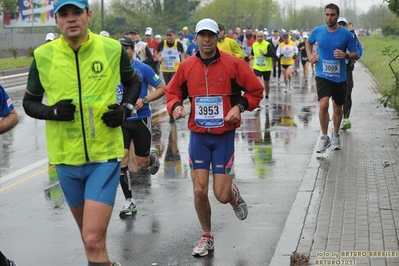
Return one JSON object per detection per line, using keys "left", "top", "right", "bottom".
{"left": 53, "top": 0, "right": 89, "bottom": 13}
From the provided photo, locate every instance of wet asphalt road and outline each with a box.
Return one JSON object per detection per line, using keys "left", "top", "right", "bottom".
{"left": 0, "top": 73, "right": 321, "bottom": 266}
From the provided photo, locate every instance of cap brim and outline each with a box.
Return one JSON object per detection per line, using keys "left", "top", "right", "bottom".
{"left": 196, "top": 29, "right": 218, "bottom": 34}
{"left": 120, "top": 42, "right": 132, "bottom": 47}
{"left": 54, "top": 1, "right": 86, "bottom": 13}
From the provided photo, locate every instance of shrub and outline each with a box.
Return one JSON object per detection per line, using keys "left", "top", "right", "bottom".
{"left": 27, "top": 47, "right": 35, "bottom": 57}
{"left": 8, "top": 47, "right": 18, "bottom": 59}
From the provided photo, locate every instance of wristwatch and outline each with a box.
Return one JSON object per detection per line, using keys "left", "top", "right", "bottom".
{"left": 142, "top": 97, "right": 149, "bottom": 105}
{"left": 345, "top": 53, "right": 349, "bottom": 59}
{"left": 122, "top": 103, "right": 134, "bottom": 111}
{"left": 236, "top": 103, "right": 245, "bottom": 113}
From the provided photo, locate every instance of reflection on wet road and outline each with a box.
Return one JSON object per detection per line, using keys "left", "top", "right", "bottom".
{"left": 0, "top": 73, "right": 322, "bottom": 265}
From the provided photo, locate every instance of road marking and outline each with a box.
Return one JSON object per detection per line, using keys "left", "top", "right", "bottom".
{"left": 0, "top": 158, "right": 48, "bottom": 190}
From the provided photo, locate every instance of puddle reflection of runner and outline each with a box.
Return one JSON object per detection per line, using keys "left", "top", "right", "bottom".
{"left": 164, "top": 122, "right": 184, "bottom": 179}
{"left": 254, "top": 109, "right": 273, "bottom": 178}
{"left": 43, "top": 166, "right": 64, "bottom": 208}
{"left": 273, "top": 95, "right": 298, "bottom": 144}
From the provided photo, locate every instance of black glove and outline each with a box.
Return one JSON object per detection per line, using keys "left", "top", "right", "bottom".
{"left": 293, "top": 54, "right": 297, "bottom": 59}
{"left": 101, "top": 104, "right": 128, "bottom": 128}
{"left": 47, "top": 99, "right": 76, "bottom": 121}
{"left": 279, "top": 54, "right": 284, "bottom": 58}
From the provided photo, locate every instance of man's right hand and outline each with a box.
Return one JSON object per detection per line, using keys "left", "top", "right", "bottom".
{"left": 172, "top": 105, "right": 186, "bottom": 120}
{"left": 47, "top": 99, "right": 76, "bottom": 121}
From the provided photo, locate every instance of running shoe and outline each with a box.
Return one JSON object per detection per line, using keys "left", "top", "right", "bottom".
{"left": 231, "top": 184, "right": 248, "bottom": 220}
{"left": 149, "top": 146, "right": 160, "bottom": 175}
{"left": 316, "top": 136, "right": 331, "bottom": 153}
{"left": 111, "top": 262, "right": 121, "bottom": 266}
{"left": 331, "top": 134, "right": 341, "bottom": 150}
{"left": 192, "top": 234, "right": 214, "bottom": 257}
{"left": 341, "top": 118, "right": 352, "bottom": 130}
{"left": 120, "top": 198, "right": 137, "bottom": 215}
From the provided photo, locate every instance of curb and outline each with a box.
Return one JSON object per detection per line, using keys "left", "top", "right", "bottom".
{"left": 269, "top": 134, "right": 330, "bottom": 265}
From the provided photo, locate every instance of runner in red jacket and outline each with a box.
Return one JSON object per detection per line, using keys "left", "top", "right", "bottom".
{"left": 165, "top": 18, "right": 263, "bottom": 258}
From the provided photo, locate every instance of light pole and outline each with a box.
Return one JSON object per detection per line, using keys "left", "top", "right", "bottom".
{"left": 101, "top": 0, "right": 104, "bottom": 31}
{"left": 234, "top": 0, "right": 236, "bottom": 28}
{"left": 187, "top": 0, "right": 190, "bottom": 29}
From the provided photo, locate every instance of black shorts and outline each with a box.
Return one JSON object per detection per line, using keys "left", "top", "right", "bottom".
{"left": 121, "top": 117, "right": 152, "bottom": 157}
{"left": 281, "top": 64, "right": 293, "bottom": 70}
{"left": 315, "top": 77, "right": 347, "bottom": 106}
{"left": 253, "top": 69, "right": 271, "bottom": 81}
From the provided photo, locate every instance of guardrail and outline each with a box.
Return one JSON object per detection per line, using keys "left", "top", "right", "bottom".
{"left": 0, "top": 67, "right": 29, "bottom": 88}
{"left": 0, "top": 72, "right": 28, "bottom": 88}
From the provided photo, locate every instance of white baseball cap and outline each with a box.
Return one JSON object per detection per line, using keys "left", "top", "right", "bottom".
{"left": 155, "top": 34, "right": 161, "bottom": 40}
{"left": 99, "top": 31, "right": 110, "bottom": 37}
{"left": 145, "top": 27, "right": 153, "bottom": 35}
{"left": 45, "top": 33, "right": 55, "bottom": 41}
{"left": 195, "top": 18, "right": 219, "bottom": 35}
{"left": 338, "top": 17, "right": 348, "bottom": 24}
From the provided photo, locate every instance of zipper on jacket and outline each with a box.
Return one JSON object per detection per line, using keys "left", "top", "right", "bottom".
{"left": 74, "top": 50, "right": 90, "bottom": 162}
{"left": 203, "top": 60, "right": 217, "bottom": 133}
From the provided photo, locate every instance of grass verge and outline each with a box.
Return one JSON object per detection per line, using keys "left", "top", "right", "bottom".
{"left": 0, "top": 57, "right": 33, "bottom": 71}
{"left": 359, "top": 35, "right": 399, "bottom": 93}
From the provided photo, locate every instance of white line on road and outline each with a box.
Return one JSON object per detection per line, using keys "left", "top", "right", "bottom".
{"left": 0, "top": 158, "right": 48, "bottom": 188}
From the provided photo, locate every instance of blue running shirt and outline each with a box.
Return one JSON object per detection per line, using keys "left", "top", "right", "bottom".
{"left": 117, "top": 60, "right": 161, "bottom": 120}
{"left": 308, "top": 25, "right": 356, "bottom": 83}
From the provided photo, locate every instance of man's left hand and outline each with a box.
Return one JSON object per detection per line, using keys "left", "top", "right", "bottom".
{"left": 225, "top": 106, "right": 241, "bottom": 123}
{"left": 101, "top": 104, "right": 127, "bottom": 128}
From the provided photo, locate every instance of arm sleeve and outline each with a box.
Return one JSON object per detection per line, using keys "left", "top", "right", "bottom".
{"left": 264, "top": 44, "right": 276, "bottom": 57}
{"left": 26, "top": 58, "right": 45, "bottom": 96}
{"left": 119, "top": 47, "right": 141, "bottom": 106}
{"left": 22, "top": 92, "right": 51, "bottom": 120}
{"left": 156, "top": 42, "right": 164, "bottom": 52}
{"left": 145, "top": 45, "right": 154, "bottom": 60}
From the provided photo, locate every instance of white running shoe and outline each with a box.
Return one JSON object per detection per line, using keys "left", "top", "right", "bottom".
{"left": 120, "top": 198, "right": 137, "bottom": 216}
{"left": 192, "top": 234, "right": 214, "bottom": 257}
{"left": 231, "top": 184, "right": 248, "bottom": 220}
{"left": 149, "top": 146, "right": 160, "bottom": 175}
{"left": 331, "top": 134, "right": 341, "bottom": 150}
{"left": 316, "top": 136, "right": 331, "bottom": 153}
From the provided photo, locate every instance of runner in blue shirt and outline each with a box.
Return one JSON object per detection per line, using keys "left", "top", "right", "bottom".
{"left": 186, "top": 41, "right": 199, "bottom": 56}
{"left": 182, "top": 26, "right": 194, "bottom": 43}
{"left": 117, "top": 37, "right": 165, "bottom": 218}
{"left": 306, "top": 3, "right": 357, "bottom": 153}
{"left": 0, "top": 85, "right": 19, "bottom": 264}
{"left": 0, "top": 85, "right": 19, "bottom": 134}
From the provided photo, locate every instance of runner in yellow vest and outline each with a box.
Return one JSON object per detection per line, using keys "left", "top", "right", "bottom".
{"left": 249, "top": 31, "right": 276, "bottom": 105}
{"left": 217, "top": 24, "right": 244, "bottom": 59}
{"left": 276, "top": 33, "right": 298, "bottom": 92}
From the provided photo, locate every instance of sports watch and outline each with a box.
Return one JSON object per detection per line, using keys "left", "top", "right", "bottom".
{"left": 142, "top": 97, "right": 149, "bottom": 105}
{"left": 122, "top": 102, "right": 134, "bottom": 111}
{"left": 236, "top": 103, "right": 245, "bottom": 113}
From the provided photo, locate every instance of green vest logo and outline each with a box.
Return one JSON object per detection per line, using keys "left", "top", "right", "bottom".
{"left": 90, "top": 61, "right": 107, "bottom": 80}
{"left": 91, "top": 61, "right": 104, "bottom": 74}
